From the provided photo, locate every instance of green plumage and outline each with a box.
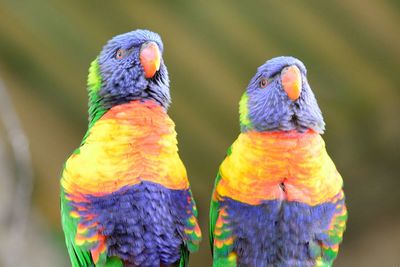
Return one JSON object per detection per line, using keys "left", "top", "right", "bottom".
{"left": 61, "top": 189, "right": 93, "bottom": 267}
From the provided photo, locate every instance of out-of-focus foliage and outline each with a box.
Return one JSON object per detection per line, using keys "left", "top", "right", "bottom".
{"left": 0, "top": 1, "right": 399, "bottom": 266}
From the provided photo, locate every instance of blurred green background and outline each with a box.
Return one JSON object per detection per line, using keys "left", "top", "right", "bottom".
{"left": 1, "top": 0, "right": 400, "bottom": 266}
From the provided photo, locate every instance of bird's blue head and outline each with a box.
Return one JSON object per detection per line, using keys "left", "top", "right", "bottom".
{"left": 87, "top": 29, "right": 170, "bottom": 122}
{"left": 239, "top": 56, "right": 325, "bottom": 133}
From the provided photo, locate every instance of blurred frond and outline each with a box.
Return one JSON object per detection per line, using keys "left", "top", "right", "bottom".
{"left": 0, "top": 78, "right": 34, "bottom": 267}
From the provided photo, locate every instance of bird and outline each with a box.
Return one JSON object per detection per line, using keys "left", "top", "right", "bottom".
{"left": 60, "top": 29, "right": 201, "bottom": 267}
{"left": 209, "top": 56, "right": 347, "bottom": 267}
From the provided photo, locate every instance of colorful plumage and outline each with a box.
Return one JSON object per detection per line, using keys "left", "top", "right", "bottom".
{"left": 60, "top": 29, "right": 201, "bottom": 267}
{"left": 210, "top": 56, "right": 347, "bottom": 267}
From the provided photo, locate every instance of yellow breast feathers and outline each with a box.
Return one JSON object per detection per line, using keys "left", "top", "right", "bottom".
{"left": 217, "top": 130, "right": 343, "bottom": 206}
{"left": 61, "top": 100, "right": 189, "bottom": 199}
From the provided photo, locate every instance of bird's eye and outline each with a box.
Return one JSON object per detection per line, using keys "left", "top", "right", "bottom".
{"left": 115, "top": 49, "right": 126, "bottom": 60}
{"left": 259, "top": 78, "right": 268, "bottom": 88}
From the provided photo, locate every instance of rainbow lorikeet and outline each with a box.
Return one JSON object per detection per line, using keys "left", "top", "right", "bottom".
{"left": 60, "top": 29, "right": 201, "bottom": 267}
{"left": 210, "top": 56, "right": 347, "bottom": 267}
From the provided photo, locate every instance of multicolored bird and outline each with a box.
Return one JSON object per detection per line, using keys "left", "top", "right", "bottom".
{"left": 210, "top": 56, "right": 347, "bottom": 267}
{"left": 60, "top": 29, "right": 201, "bottom": 267}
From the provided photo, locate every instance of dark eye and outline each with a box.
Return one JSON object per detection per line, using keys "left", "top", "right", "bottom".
{"left": 115, "top": 49, "right": 126, "bottom": 60}
{"left": 259, "top": 78, "right": 268, "bottom": 88}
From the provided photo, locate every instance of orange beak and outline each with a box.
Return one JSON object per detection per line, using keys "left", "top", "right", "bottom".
{"left": 140, "top": 42, "right": 161, "bottom": 79}
{"left": 281, "top": 65, "right": 302, "bottom": 101}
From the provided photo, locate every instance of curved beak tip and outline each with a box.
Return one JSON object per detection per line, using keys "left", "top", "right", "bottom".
{"left": 281, "top": 65, "right": 302, "bottom": 101}
{"left": 140, "top": 42, "right": 161, "bottom": 79}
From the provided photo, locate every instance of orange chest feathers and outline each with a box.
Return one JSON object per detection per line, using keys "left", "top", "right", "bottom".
{"left": 217, "top": 130, "right": 343, "bottom": 206}
{"left": 61, "top": 101, "right": 189, "bottom": 198}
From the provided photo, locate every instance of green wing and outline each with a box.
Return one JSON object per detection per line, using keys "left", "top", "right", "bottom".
{"left": 60, "top": 189, "right": 94, "bottom": 267}
{"left": 61, "top": 189, "right": 123, "bottom": 267}
{"left": 179, "top": 245, "right": 189, "bottom": 267}
{"left": 179, "top": 187, "right": 202, "bottom": 267}
{"left": 209, "top": 172, "right": 222, "bottom": 254}
{"left": 60, "top": 148, "right": 96, "bottom": 267}
{"left": 209, "top": 147, "right": 237, "bottom": 267}
{"left": 312, "top": 191, "right": 348, "bottom": 267}
{"left": 209, "top": 146, "right": 232, "bottom": 252}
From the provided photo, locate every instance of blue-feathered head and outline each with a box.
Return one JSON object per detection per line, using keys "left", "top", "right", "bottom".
{"left": 87, "top": 29, "right": 170, "bottom": 120}
{"left": 239, "top": 56, "right": 325, "bottom": 133}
